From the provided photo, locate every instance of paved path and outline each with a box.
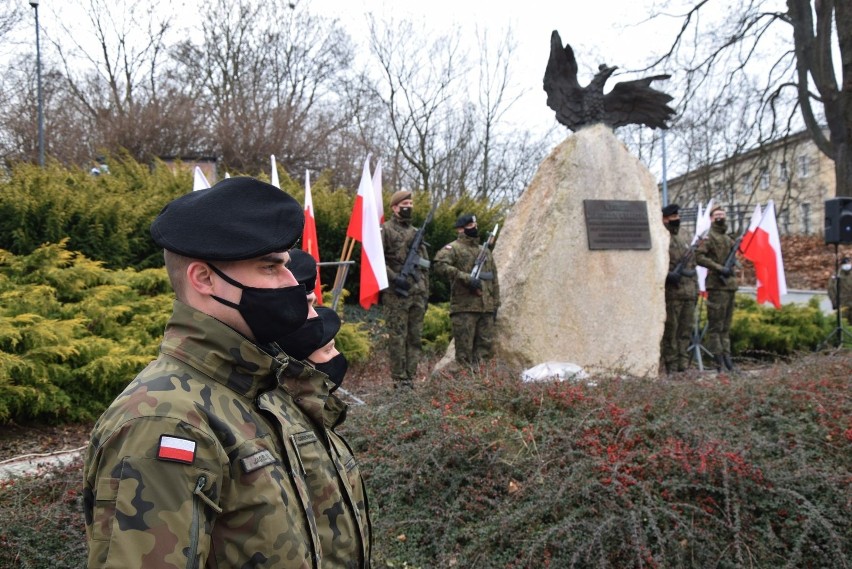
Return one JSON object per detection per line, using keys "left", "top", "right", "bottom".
{"left": 738, "top": 287, "right": 833, "bottom": 314}
{"left": 0, "top": 446, "right": 85, "bottom": 481}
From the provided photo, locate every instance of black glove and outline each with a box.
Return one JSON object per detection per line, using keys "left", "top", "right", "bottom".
{"left": 393, "top": 275, "right": 411, "bottom": 291}
{"left": 467, "top": 276, "right": 482, "bottom": 291}
{"left": 719, "top": 267, "right": 734, "bottom": 278}
{"left": 680, "top": 268, "right": 696, "bottom": 278}
{"left": 665, "top": 271, "right": 681, "bottom": 287}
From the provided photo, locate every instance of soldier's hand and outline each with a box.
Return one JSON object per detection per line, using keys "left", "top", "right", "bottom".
{"left": 393, "top": 275, "right": 411, "bottom": 291}
{"left": 719, "top": 267, "right": 734, "bottom": 278}
{"left": 666, "top": 271, "right": 681, "bottom": 286}
{"left": 468, "top": 277, "right": 482, "bottom": 291}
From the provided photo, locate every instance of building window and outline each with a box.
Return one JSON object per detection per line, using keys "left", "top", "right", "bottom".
{"left": 779, "top": 161, "right": 788, "bottom": 182}
{"left": 797, "top": 155, "right": 810, "bottom": 178}
{"left": 801, "top": 202, "right": 811, "bottom": 234}
{"left": 742, "top": 174, "right": 753, "bottom": 195}
{"left": 758, "top": 166, "right": 769, "bottom": 189}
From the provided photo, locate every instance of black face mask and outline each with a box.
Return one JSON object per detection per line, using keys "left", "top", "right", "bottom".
{"left": 463, "top": 227, "right": 479, "bottom": 238}
{"left": 313, "top": 353, "right": 348, "bottom": 392}
{"left": 276, "top": 316, "right": 325, "bottom": 361}
{"left": 207, "top": 264, "right": 308, "bottom": 344}
{"left": 713, "top": 219, "right": 727, "bottom": 231}
{"left": 398, "top": 206, "right": 413, "bottom": 220}
{"left": 666, "top": 219, "right": 680, "bottom": 234}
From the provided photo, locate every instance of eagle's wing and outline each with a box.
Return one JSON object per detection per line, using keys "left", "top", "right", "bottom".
{"left": 543, "top": 30, "right": 585, "bottom": 129}
{"left": 603, "top": 75, "right": 675, "bottom": 129}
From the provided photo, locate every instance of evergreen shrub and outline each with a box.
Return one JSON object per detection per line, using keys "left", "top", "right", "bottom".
{"left": 730, "top": 295, "right": 834, "bottom": 358}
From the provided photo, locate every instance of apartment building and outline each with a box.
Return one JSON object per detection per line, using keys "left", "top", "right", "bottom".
{"left": 661, "top": 130, "right": 835, "bottom": 236}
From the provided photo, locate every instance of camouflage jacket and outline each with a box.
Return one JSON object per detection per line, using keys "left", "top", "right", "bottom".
{"left": 434, "top": 234, "right": 500, "bottom": 313}
{"left": 381, "top": 216, "right": 430, "bottom": 298}
{"left": 827, "top": 270, "right": 852, "bottom": 308}
{"left": 83, "top": 301, "right": 370, "bottom": 569}
{"left": 666, "top": 229, "right": 698, "bottom": 301}
{"left": 696, "top": 224, "right": 738, "bottom": 291}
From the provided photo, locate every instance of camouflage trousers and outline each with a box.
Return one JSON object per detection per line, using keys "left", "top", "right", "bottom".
{"left": 451, "top": 311, "right": 495, "bottom": 365}
{"left": 661, "top": 297, "right": 696, "bottom": 372}
{"left": 705, "top": 289, "right": 735, "bottom": 356}
{"left": 383, "top": 291, "right": 427, "bottom": 383}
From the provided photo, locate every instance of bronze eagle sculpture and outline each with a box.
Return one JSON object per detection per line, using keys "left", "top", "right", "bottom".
{"left": 543, "top": 30, "right": 675, "bottom": 131}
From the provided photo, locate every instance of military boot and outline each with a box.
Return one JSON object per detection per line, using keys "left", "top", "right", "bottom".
{"left": 713, "top": 354, "right": 724, "bottom": 372}
{"left": 722, "top": 354, "right": 735, "bottom": 371}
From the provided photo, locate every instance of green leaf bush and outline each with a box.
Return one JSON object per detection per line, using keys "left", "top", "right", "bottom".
{"left": 0, "top": 242, "right": 170, "bottom": 423}
{"left": 730, "top": 295, "right": 835, "bottom": 358}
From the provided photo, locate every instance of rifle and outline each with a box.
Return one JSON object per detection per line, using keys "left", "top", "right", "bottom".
{"left": 670, "top": 230, "right": 708, "bottom": 278}
{"left": 394, "top": 203, "right": 437, "bottom": 297}
{"left": 469, "top": 224, "right": 500, "bottom": 295}
{"left": 718, "top": 233, "right": 745, "bottom": 285}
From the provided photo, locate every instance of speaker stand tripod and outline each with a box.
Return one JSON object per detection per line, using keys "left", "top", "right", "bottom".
{"left": 818, "top": 243, "right": 852, "bottom": 349}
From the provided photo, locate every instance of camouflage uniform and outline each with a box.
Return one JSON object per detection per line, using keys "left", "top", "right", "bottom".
{"left": 695, "top": 223, "right": 738, "bottom": 361}
{"left": 662, "top": 229, "right": 698, "bottom": 372}
{"left": 381, "top": 215, "right": 429, "bottom": 385}
{"left": 83, "top": 301, "right": 371, "bottom": 569}
{"left": 434, "top": 233, "right": 500, "bottom": 365}
{"left": 827, "top": 268, "right": 852, "bottom": 325}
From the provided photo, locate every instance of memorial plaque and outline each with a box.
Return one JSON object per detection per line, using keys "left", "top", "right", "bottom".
{"left": 583, "top": 200, "right": 651, "bottom": 250}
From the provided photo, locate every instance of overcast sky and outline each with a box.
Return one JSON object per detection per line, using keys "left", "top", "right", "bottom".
{"left": 307, "top": 0, "right": 677, "bottom": 134}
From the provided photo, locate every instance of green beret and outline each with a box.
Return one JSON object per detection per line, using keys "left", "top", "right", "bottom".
{"left": 391, "top": 190, "right": 412, "bottom": 207}
{"left": 150, "top": 177, "right": 304, "bottom": 261}
{"left": 454, "top": 213, "right": 476, "bottom": 228}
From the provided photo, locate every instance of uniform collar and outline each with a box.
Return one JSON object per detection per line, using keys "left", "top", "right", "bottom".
{"left": 161, "top": 300, "right": 286, "bottom": 399}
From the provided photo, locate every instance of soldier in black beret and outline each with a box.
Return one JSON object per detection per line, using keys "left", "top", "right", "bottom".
{"left": 85, "top": 176, "right": 373, "bottom": 568}
{"left": 287, "top": 248, "right": 320, "bottom": 306}
{"left": 434, "top": 213, "right": 500, "bottom": 370}
{"left": 661, "top": 202, "right": 698, "bottom": 373}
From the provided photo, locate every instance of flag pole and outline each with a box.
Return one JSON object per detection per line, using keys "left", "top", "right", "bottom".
{"left": 331, "top": 237, "right": 356, "bottom": 310}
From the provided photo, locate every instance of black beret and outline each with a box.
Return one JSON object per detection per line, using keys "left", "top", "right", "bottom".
{"left": 288, "top": 249, "right": 317, "bottom": 291}
{"left": 150, "top": 177, "right": 304, "bottom": 261}
{"left": 661, "top": 203, "right": 679, "bottom": 217}
{"left": 315, "top": 306, "right": 342, "bottom": 347}
{"left": 454, "top": 213, "right": 476, "bottom": 228}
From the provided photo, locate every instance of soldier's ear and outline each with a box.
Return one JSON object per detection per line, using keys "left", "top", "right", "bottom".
{"left": 187, "top": 262, "right": 215, "bottom": 295}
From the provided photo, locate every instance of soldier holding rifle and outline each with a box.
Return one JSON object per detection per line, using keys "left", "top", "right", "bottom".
{"left": 434, "top": 214, "right": 501, "bottom": 369}
{"left": 696, "top": 205, "right": 739, "bottom": 372}
{"left": 661, "top": 203, "right": 698, "bottom": 374}
{"left": 381, "top": 190, "right": 431, "bottom": 389}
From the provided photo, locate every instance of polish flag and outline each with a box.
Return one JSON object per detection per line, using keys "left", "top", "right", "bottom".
{"left": 302, "top": 170, "right": 323, "bottom": 304}
{"left": 193, "top": 166, "right": 211, "bottom": 191}
{"left": 372, "top": 159, "right": 384, "bottom": 224}
{"left": 740, "top": 200, "right": 787, "bottom": 308}
{"left": 347, "top": 157, "right": 388, "bottom": 309}
{"left": 270, "top": 155, "right": 280, "bottom": 188}
{"left": 694, "top": 199, "right": 714, "bottom": 295}
{"left": 157, "top": 435, "right": 196, "bottom": 464}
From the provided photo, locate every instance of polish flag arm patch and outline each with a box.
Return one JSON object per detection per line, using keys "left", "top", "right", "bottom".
{"left": 157, "top": 435, "right": 197, "bottom": 464}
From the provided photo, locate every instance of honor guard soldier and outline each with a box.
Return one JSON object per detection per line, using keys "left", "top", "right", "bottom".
{"left": 83, "top": 177, "right": 371, "bottom": 569}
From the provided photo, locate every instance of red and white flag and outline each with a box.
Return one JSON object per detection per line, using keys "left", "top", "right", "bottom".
{"left": 740, "top": 200, "right": 787, "bottom": 308}
{"left": 346, "top": 157, "right": 388, "bottom": 309}
{"left": 193, "top": 166, "right": 211, "bottom": 191}
{"left": 694, "top": 199, "right": 714, "bottom": 296}
{"left": 302, "top": 170, "right": 323, "bottom": 304}
{"left": 372, "top": 159, "right": 384, "bottom": 224}
{"left": 157, "top": 435, "right": 196, "bottom": 464}
{"left": 270, "top": 155, "right": 280, "bottom": 189}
